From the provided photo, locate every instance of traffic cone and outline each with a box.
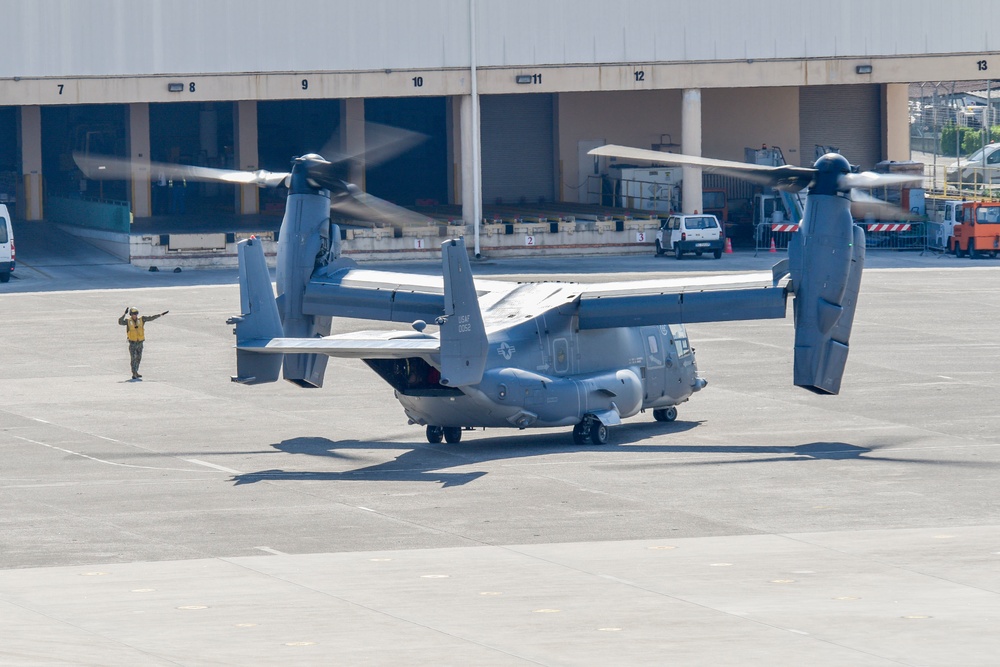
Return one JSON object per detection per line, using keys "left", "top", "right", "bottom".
{"left": 724, "top": 237, "right": 733, "bottom": 254}
{"left": 769, "top": 238, "right": 777, "bottom": 253}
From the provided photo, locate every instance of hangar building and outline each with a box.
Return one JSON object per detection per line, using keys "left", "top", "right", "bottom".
{"left": 2, "top": 0, "right": 999, "bottom": 259}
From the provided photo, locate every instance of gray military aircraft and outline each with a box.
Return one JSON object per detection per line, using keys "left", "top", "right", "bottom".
{"left": 78, "top": 143, "right": 914, "bottom": 445}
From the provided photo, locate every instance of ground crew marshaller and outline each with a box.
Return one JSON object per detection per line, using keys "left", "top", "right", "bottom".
{"left": 118, "top": 306, "right": 168, "bottom": 380}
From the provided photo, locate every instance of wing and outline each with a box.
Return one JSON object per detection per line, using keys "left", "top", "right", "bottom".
{"left": 304, "top": 265, "right": 515, "bottom": 323}
{"left": 573, "top": 268, "right": 791, "bottom": 329}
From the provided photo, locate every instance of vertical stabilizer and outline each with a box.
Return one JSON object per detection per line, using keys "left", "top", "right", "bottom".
{"left": 438, "top": 238, "right": 487, "bottom": 387}
{"left": 230, "top": 238, "right": 283, "bottom": 384}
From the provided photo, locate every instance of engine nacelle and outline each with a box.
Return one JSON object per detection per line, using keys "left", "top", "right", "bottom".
{"left": 788, "top": 192, "right": 865, "bottom": 394}
{"left": 275, "top": 170, "right": 334, "bottom": 387}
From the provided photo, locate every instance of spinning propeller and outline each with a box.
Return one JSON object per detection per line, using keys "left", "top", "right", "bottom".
{"left": 588, "top": 145, "right": 922, "bottom": 219}
{"left": 73, "top": 123, "right": 434, "bottom": 228}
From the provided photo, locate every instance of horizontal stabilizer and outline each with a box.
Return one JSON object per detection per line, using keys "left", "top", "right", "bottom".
{"left": 238, "top": 331, "right": 440, "bottom": 360}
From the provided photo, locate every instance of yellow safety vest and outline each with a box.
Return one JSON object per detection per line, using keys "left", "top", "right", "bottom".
{"left": 126, "top": 317, "right": 145, "bottom": 342}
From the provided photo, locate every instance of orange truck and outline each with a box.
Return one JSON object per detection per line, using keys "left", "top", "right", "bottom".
{"left": 950, "top": 201, "right": 1000, "bottom": 258}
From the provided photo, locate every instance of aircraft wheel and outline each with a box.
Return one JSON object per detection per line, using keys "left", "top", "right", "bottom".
{"left": 572, "top": 422, "right": 589, "bottom": 445}
{"left": 653, "top": 406, "right": 677, "bottom": 422}
{"left": 590, "top": 422, "right": 609, "bottom": 445}
{"left": 426, "top": 425, "right": 444, "bottom": 444}
{"left": 655, "top": 240, "right": 664, "bottom": 256}
{"left": 443, "top": 426, "right": 463, "bottom": 444}
{"left": 969, "top": 240, "right": 979, "bottom": 259}
{"left": 674, "top": 245, "right": 683, "bottom": 260}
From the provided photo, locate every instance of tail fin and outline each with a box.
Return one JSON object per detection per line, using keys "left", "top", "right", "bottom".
{"left": 788, "top": 194, "right": 864, "bottom": 394}
{"left": 437, "top": 238, "right": 487, "bottom": 387}
{"left": 229, "top": 238, "right": 284, "bottom": 384}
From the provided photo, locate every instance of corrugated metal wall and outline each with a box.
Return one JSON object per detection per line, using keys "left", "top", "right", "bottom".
{"left": 3, "top": 0, "right": 1000, "bottom": 78}
{"left": 800, "top": 85, "right": 883, "bottom": 170}
{"left": 480, "top": 94, "right": 555, "bottom": 205}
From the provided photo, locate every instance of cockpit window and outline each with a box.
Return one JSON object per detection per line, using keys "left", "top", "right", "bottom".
{"left": 668, "top": 324, "right": 691, "bottom": 357}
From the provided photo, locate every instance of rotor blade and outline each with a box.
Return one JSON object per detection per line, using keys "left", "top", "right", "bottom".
{"left": 839, "top": 171, "right": 923, "bottom": 190}
{"left": 588, "top": 144, "right": 815, "bottom": 191}
{"left": 849, "top": 189, "right": 923, "bottom": 221}
{"left": 319, "top": 122, "right": 428, "bottom": 170}
{"left": 74, "top": 153, "right": 289, "bottom": 188}
{"left": 330, "top": 188, "right": 439, "bottom": 228}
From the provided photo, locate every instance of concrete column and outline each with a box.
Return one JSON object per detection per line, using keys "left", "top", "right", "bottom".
{"left": 339, "top": 98, "right": 365, "bottom": 187}
{"left": 459, "top": 95, "right": 477, "bottom": 227}
{"left": 19, "top": 106, "right": 43, "bottom": 220}
{"left": 233, "top": 100, "right": 259, "bottom": 215}
{"left": 681, "top": 89, "right": 703, "bottom": 215}
{"left": 884, "top": 83, "right": 910, "bottom": 162}
{"left": 447, "top": 96, "right": 462, "bottom": 206}
{"left": 128, "top": 103, "right": 151, "bottom": 218}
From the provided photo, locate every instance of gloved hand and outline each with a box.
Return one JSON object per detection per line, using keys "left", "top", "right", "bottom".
{"left": 161, "top": 310, "right": 169, "bottom": 316}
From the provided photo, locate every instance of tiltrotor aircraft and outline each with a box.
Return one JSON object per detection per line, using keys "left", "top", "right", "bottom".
{"left": 78, "top": 141, "right": 914, "bottom": 445}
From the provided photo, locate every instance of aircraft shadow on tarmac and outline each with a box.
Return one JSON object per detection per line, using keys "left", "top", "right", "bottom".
{"left": 228, "top": 421, "right": 983, "bottom": 488}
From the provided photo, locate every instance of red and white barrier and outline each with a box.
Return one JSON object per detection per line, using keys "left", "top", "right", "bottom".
{"left": 866, "top": 223, "right": 912, "bottom": 232}
{"left": 771, "top": 224, "right": 800, "bottom": 232}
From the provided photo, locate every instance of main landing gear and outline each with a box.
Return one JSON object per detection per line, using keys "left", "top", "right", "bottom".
{"left": 652, "top": 406, "right": 677, "bottom": 422}
{"left": 426, "top": 425, "right": 463, "bottom": 444}
{"left": 572, "top": 417, "right": 609, "bottom": 445}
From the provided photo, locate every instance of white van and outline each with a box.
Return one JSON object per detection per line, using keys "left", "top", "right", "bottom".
{"left": 0, "top": 204, "right": 14, "bottom": 283}
{"left": 947, "top": 142, "right": 1000, "bottom": 185}
{"left": 655, "top": 213, "right": 724, "bottom": 259}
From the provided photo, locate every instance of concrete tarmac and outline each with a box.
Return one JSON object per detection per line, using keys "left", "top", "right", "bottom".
{"left": 2, "top": 238, "right": 1000, "bottom": 665}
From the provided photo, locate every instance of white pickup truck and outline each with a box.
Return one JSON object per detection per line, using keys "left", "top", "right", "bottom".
{"left": 654, "top": 213, "right": 724, "bottom": 259}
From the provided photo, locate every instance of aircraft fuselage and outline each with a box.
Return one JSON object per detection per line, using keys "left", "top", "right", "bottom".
{"left": 375, "top": 289, "right": 704, "bottom": 429}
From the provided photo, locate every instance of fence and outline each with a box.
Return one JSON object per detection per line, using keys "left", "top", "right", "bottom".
{"left": 45, "top": 196, "right": 132, "bottom": 233}
{"left": 754, "top": 221, "right": 927, "bottom": 254}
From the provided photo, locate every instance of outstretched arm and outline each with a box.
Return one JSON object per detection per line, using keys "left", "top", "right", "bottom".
{"left": 142, "top": 311, "right": 169, "bottom": 322}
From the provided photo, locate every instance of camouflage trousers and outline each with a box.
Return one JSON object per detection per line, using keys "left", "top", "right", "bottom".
{"left": 128, "top": 340, "right": 144, "bottom": 376}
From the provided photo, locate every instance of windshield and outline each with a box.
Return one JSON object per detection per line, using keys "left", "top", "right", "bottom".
{"left": 966, "top": 147, "right": 986, "bottom": 162}
{"left": 977, "top": 207, "right": 1000, "bottom": 223}
{"left": 668, "top": 324, "right": 691, "bottom": 357}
